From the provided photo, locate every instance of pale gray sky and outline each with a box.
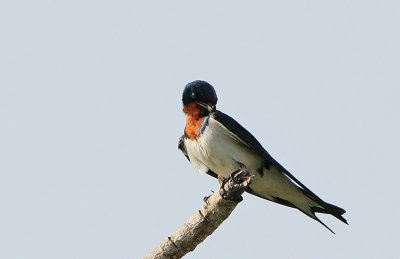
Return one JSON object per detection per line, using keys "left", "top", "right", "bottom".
{"left": 1, "top": 1, "right": 399, "bottom": 258}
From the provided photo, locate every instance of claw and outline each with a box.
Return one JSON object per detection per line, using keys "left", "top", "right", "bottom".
{"left": 236, "top": 161, "right": 247, "bottom": 172}
{"left": 229, "top": 162, "right": 248, "bottom": 184}
{"left": 218, "top": 176, "right": 227, "bottom": 186}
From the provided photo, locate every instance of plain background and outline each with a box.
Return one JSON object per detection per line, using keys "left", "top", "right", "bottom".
{"left": 1, "top": 1, "right": 399, "bottom": 258}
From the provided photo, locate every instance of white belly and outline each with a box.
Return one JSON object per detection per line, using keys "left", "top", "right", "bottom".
{"left": 184, "top": 117, "right": 262, "bottom": 178}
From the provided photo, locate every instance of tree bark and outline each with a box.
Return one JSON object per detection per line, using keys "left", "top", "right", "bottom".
{"left": 145, "top": 168, "right": 252, "bottom": 259}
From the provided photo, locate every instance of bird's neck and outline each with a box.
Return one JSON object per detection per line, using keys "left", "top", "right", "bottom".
{"left": 183, "top": 103, "right": 208, "bottom": 140}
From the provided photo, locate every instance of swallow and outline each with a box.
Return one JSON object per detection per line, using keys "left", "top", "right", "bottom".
{"left": 178, "top": 80, "right": 348, "bottom": 233}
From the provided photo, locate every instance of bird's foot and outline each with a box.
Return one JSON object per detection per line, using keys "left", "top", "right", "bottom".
{"left": 219, "top": 165, "right": 253, "bottom": 202}
{"left": 230, "top": 162, "right": 248, "bottom": 184}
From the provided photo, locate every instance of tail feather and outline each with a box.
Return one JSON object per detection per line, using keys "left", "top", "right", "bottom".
{"left": 297, "top": 184, "right": 348, "bottom": 228}
{"left": 299, "top": 203, "right": 347, "bottom": 234}
{"left": 248, "top": 186, "right": 348, "bottom": 234}
{"left": 309, "top": 213, "right": 336, "bottom": 234}
{"left": 311, "top": 202, "right": 348, "bottom": 225}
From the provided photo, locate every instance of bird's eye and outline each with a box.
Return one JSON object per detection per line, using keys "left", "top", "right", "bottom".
{"left": 191, "top": 92, "right": 196, "bottom": 98}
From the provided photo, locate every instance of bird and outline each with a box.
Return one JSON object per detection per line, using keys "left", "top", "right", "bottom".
{"left": 178, "top": 80, "right": 348, "bottom": 233}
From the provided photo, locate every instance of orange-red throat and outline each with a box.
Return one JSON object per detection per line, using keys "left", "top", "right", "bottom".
{"left": 183, "top": 102, "right": 208, "bottom": 140}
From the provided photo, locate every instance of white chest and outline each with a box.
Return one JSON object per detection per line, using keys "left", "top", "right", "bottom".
{"left": 184, "top": 117, "right": 261, "bottom": 178}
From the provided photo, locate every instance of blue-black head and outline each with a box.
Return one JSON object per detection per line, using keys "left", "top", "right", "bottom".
{"left": 182, "top": 80, "right": 218, "bottom": 112}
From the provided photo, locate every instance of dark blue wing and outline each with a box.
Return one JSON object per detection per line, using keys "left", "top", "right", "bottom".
{"left": 211, "top": 110, "right": 346, "bottom": 219}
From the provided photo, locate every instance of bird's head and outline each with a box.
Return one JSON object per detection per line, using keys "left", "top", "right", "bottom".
{"left": 182, "top": 80, "right": 218, "bottom": 117}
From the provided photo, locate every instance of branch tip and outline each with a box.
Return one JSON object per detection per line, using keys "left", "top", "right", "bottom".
{"left": 145, "top": 168, "right": 252, "bottom": 258}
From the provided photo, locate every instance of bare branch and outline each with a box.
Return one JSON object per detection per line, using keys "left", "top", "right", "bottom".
{"left": 145, "top": 168, "right": 252, "bottom": 259}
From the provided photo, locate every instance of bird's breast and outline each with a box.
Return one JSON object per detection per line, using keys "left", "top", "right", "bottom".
{"left": 184, "top": 115, "right": 207, "bottom": 140}
{"left": 184, "top": 117, "right": 262, "bottom": 178}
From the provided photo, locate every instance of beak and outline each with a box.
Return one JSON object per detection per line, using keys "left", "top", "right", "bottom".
{"left": 196, "top": 101, "right": 215, "bottom": 113}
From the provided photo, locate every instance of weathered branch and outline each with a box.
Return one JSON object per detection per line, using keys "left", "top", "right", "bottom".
{"left": 145, "top": 168, "right": 252, "bottom": 259}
